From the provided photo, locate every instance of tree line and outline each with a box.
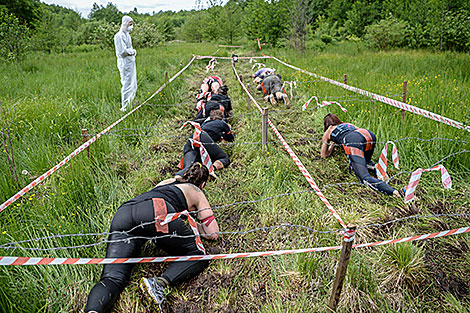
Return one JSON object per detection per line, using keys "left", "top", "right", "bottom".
{"left": 1, "top": 0, "right": 469, "bottom": 61}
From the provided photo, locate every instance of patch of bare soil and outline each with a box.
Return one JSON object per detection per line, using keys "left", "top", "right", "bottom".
{"left": 424, "top": 241, "right": 469, "bottom": 299}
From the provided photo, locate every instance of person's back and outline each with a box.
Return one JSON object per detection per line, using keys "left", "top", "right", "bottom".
{"left": 201, "top": 119, "right": 234, "bottom": 142}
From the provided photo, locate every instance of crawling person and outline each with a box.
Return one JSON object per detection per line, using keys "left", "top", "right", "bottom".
{"left": 85, "top": 163, "right": 219, "bottom": 313}
{"left": 195, "top": 85, "right": 232, "bottom": 122}
{"left": 177, "top": 114, "right": 234, "bottom": 177}
{"left": 260, "top": 73, "right": 290, "bottom": 108}
{"left": 252, "top": 67, "right": 276, "bottom": 85}
{"left": 320, "top": 113, "right": 403, "bottom": 197}
{"left": 201, "top": 75, "right": 223, "bottom": 93}
{"left": 195, "top": 78, "right": 231, "bottom": 115}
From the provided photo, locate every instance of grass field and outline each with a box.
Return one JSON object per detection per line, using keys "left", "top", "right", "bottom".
{"left": 0, "top": 41, "right": 469, "bottom": 312}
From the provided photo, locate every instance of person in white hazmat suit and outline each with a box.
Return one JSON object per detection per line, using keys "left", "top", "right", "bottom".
{"left": 114, "top": 16, "right": 137, "bottom": 112}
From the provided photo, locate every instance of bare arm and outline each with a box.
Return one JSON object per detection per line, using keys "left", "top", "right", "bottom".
{"left": 181, "top": 184, "right": 219, "bottom": 240}
{"left": 321, "top": 127, "right": 335, "bottom": 158}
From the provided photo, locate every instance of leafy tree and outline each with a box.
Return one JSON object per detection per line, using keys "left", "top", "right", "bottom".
{"left": 287, "top": 0, "right": 314, "bottom": 51}
{"left": 180, "top": 11, "right": 209, "bottom": 42}
{"left": 0, "top": 0, "right": 40, "bottom": 28}
{"left": 363, "top": 16, "right": 409, "bottom": 50}
{"left": 0, "top": 8, "right": 30, "bottom": 61}
{"left": 218, "top": 0, "right": 243, "bottom": 44}
{"left": 243, "top": 0, "right": 289, "bottom": 46}
{"left": 89, "top": 2, "right": 122, "bottom": 24}
{"left": 132, "top": 21, "right": 163, "bottom": 48}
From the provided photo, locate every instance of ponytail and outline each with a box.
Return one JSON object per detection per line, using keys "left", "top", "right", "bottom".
{"left": 176, "top": 163, "right": 209, "bottom": 186}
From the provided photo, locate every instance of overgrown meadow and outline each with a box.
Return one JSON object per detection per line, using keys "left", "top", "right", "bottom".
{"left": 0, "top": 42, "right": 469, "bottom": 312}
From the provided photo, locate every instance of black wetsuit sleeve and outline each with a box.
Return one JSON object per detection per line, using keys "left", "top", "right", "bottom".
{"left": 222, "top": 122, "right": 234, "bottom": 142}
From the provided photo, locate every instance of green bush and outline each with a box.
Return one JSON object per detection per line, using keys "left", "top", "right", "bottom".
{"left": 364, "top": 16, "right": 409, "bottom": 50}
{"left": 0, "top": 8, "right": 31, "bottom": 61}
{"left": 132, "top": 21, "right": 163, "bottom": 48}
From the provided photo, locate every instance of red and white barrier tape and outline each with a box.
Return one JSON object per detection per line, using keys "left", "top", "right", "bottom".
{"left": 251, "top": 63, "right": 265, "bottom": 70}
{"left": 282, "top": 81, "right": 297, "bottom": 100}
{"left": 196, "top": 55, "right": 271, "bottom": 60}
{"left": 404, "top": 165, "right": 452, "bottom": 203}
{"left": 0, "top": 56, "right": 197, "bottom": 214}
{"left": 271, "top": 56, "right": 470, "bottom": 133}
{"left": 205, "top": 58, "right": 218, "bottom": 73}
{"left": 376, "top": 141, "right": 399, "bottom": 181}
{"left": 1, "top": 225, "right": 468, "bottom": 266}
{"left": 343, "top": 229, "right": 356, "bottom": 242}
{"left": 231, "top": 59, "right": 347, "bottom": 228}
{"left": 180, "top": 121, "right": 214, "bottom": 174}
{"left": 302, "top": 96, "right": 347, "bottom": 112}
{"left": 157, "top": 210, "right": 205, "bottom": 253}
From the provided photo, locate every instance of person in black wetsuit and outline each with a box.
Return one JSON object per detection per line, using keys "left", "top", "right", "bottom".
{"left": 177, "top": 110, "right": 234, "bottom": 177}
{"left": 320, "top": 113, "right": 402, "bottom": 197}
{"left": 195, "top": 85, "right": 232, "bottom": 121}
{"left": 85, "top": 163, "right": 219, "bottom": 313}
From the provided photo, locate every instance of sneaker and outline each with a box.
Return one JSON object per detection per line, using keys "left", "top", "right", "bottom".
{"left": 398, "top": 187, "right": 406, "bottom": 198}
{"left": 140, "top": 277, "right": 166, "bottom": 307}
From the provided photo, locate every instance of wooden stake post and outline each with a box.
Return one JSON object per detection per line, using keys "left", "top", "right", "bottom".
{"left": 329, "top": 224, "right": 356, "bottom": 311}
{"left": 262, "top": 107, "right": 268, "bottom": 149}
{"left": 81, "top": 129, "right": 90, "bottom": 158}
{"left": 401, "top": 81, "right": 408, "bottom": 122}
{"left": 343, "top": 74, "right": 347, "bottom": 85}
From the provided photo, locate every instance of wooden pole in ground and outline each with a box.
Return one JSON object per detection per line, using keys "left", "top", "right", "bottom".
{"left": 328, "top": 224, "right": 357, "bottom": 311}
{"left": 262, "top": 107, "right": 268, "bottom": 149}
{"left": 401, "top": 81, "right": 408, "bottom": 122}
{"left": 343, "top": 74, "right": 347, "bottom": 85}
{"left": 81, "top": 129, "right": 90, "bottom": 158}
{"left": 165, "top": 71, "right": 168, "bottom": 83}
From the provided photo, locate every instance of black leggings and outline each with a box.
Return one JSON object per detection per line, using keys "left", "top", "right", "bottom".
{"left": 344, "top": 131, "right": 395, "bottom": 195}
{"left": 85, "top": 200, "right": 208, "bottom": 313}
{"left": 176, "top": 132, "right": 230, "bottom": 176}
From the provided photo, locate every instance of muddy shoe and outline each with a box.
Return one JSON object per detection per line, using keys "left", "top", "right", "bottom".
{"left": 140, "top": 277, "right": 166, "bottom": 309}
{"left": 269, "top": 94, "right": 278, "bottom": 106}
{"left": 282, "top": 94, "right": 290, "bottom": 108}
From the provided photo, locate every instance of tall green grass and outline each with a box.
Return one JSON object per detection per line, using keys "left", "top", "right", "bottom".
{"left": 0, "top": 42, "right": 469, "bottom": 312}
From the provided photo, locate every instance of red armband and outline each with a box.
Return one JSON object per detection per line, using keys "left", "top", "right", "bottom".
{"left": 200, "top": 215, "right": 215, "bottom": 227}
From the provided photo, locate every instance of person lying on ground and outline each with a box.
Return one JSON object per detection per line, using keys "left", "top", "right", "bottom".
{"left": 201, "top": 110, "right": 235, "bottom": 143}
{"left": 85, "top": 163, "right": 219, "bottom": 313}
{"left": 195, "top": 85, "right": 232, "bottom": 119}
{"left": 252, "top": 67, "right": 275, "bottom": 85}
{"left": 201, "top": 75, "right": 223, "bottom": 93}
{"left": 260, "top": 73, "right": 290, "bottom": 108}
{"left": 176, "top": 119, "right": 232, "bottom": 177}
{"left": 320, "top": 113, "right": 403, "bottom": 197}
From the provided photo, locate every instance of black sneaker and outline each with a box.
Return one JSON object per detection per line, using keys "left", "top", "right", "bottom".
{"left": 140, "top": 277, "right": 166, "bottom": 308}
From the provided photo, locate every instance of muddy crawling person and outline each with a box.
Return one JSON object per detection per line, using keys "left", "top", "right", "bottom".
{"left": 320, "top": 113, "right": 403, "bottom": 198}
{"left": 176, "top": 115, "right": 234, "bottom": 178}
{"left": 85, "top": 163, "right": 219, "bottom": 313}
{"left": 252, "top": 67, "right": 275, "bottom": 85}
{"left": 195, "top": 85, "right": 232, "bottom": 121}
{"left": 260, "top": 73, "right": 290, "bottom": 108}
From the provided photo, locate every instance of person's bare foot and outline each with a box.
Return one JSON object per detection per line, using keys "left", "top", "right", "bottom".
{"left": 269, "top": 94, "right": 277, "bottom": 106}
{"left": 282, "top": 94, "right": 290, "bottom": 108}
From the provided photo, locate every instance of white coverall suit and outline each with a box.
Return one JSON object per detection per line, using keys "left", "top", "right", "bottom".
{"left": 114, "top": 16, "right": 137, "bottom": 112}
